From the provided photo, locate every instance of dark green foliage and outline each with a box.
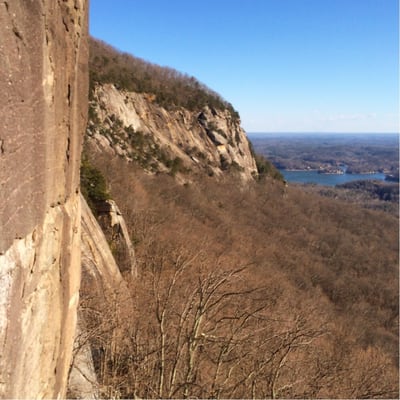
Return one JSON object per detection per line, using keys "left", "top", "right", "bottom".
{"left": 165, "top": 156, "right": 185, "bottom": 176}
{"left": 122, "top": 125, "right": 188, "bottom": 175}
{"left": 80, "top": 157, "right": 110, "bottom": 212}
{"left": 338, "top": 180, "right": 399, "bottom": 201}
{"left": 248, "top": 139, "right": 284, "bottom": 181}
{"left": 88, "top": 103, "right": 100, "bottom": 124}
{"left": 255, "top": 154, "right": 284, "bottom": 181}
{"left": 89, "top": 37, "right": 240, "bottom": 118}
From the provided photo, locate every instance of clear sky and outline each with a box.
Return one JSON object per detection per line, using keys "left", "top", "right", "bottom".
{"left": 90, "top": 0, "right": 399, "bottom": 133}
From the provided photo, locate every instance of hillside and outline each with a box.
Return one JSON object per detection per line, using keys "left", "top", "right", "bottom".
{"left": 89, "top": 38, "right": 240, "bottom": 115}
{"left": 299, "top": 180, "right": 399, "bottom": 216}
{"left": 2, "top": 7, "right": 397, "bottom": 399}
{"left": 78, "top": 39, "right": 399, "bottom": 398}
{"left": 86, "top": 38, "right": 263, "bottom": 182}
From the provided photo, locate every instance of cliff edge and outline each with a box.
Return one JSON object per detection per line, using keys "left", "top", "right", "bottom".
{"left": 86, "top": 38, "right": 258, "bottom": 182}
{"left": 0, "top": 1, "right": 88, "bottom": 398}
{"left": 88, "top": 83, "right": 258, "bottom": 181}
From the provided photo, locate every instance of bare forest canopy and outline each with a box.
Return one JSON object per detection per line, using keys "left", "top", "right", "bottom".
{"left": 82, "top": 38, "right": 399, "bottom": 398}
{"left": 89, "top": 37, "right": 240, "bottom": 117}
{"left": 301, "top": 179, "right": 399, "bottom": 216}
{"left": 82, "top": 153, "right": 399, "bottom": 399}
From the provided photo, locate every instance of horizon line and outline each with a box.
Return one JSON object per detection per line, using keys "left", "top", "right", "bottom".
{"left": 247, "top": 131, "right": 399, "bottom": 135}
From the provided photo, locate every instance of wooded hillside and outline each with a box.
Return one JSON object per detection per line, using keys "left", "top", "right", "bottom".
{"left": 89, "top": 38, "right": 239, "bottom": 116}
{"left": 81, "top": 150, "right": 399, "bottom": 399}
{"left": 80, "top": 38, "right": 399, "bottom": 399}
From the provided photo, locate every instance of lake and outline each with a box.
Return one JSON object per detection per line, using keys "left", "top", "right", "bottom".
{"left": 280, "top": 169, "right": 387, "bottom": 186}
{"left": 247, "top": 132, "right": 397, "bottom": 187}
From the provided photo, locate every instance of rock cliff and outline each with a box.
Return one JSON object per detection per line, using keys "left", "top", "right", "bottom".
{"left": 0, "top": 1, "right": 88, "bottom": 398}
{"left": 0, "top": 3, "right": 260, "bottom": 395}
{"left": 80, "top": 195, "right": 128, "bottom": 294}
{"left": 87, "top": 83, "right": 258, "bottom": 181}
{"left": 67, "top": 195, "right": 132, "bottom": 399}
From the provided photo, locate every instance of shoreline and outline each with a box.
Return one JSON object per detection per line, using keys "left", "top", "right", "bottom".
{"left": 281, "top": 169, "right": 383, "bottom": 176}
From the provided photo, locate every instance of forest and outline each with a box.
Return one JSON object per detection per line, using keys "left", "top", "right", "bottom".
{"left": 81, "top": 153, "right": 399, "bottom": 399}
{"left": 78, "top": 39, "right": 399, "bottom": 399}
{"left": 249, "top": 133, "right": 399, "bottom": 175}
{"left": 89, "top": 38, "right": 239, "bottom": 117}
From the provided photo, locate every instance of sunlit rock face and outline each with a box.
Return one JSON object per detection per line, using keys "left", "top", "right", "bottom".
{"left": 67, "top": 195, "right": 132, "bottom": 398}
{"left": 67, "top": 197, "right": 129, "bottom": 400}
{"left": 0, "top": 1, "right": 88, "bottom": 398}
{"left": 80, "top": 195, "right": 128, "bottom": 293}
{"left": 88, "top": 83, "right": 258, "bottom": 181}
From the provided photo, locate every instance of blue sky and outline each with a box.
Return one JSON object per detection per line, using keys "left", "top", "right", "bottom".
{"left": 90, "top": 0, "right": 399, "bottom": 133}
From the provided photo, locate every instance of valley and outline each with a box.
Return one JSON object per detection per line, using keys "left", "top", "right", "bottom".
{"left": 1, "top": 4, "right": 398, "bottom": 399}
{"left": 249, "top": 132, "right": 399, "bottom": 175}
{"left": 249, "top": 132, "right": 399, "bottom": 215}
{"left": 78, "top": 39, "right": 399, "bottom": 398}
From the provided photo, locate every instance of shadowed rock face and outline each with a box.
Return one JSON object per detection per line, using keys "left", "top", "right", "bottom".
{"left": 0, "top": 1, "right": 88, "bottom": 398}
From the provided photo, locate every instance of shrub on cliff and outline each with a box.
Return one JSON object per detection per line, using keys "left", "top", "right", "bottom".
{"left": 247, "top": 140, "right": 284, "bottom": 182}
{"left": 255, "top": 154, "right": 284, "bottom": 181}
{"left": 80, "top": 157, "right": 110, "bottom": 212}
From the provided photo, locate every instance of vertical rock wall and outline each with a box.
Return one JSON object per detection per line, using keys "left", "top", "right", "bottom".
{"left": 0, "top": 0, "right": 88, "bottom": 398}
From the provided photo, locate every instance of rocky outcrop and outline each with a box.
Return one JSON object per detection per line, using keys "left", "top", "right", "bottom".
{"left": 67, "top": 196, "right": 133, "bottom": 398}
{"left": 96, "top": 199, "right": 137, "bottom": 277}
{"left": 87, "top": 83, "right": 258, "bottom": 181}
{"left": 80, "top": 196, "right": 128, "bottom": 294}
{"left": 67, "top": 319, "right": 99, "bottom": 400}
{"left": 0, "top": 1, "right": 88, "bottom": 398}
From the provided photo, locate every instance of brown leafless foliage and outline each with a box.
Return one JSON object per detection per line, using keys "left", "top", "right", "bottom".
{"left": 81, "top": 244, "right": 332, "bottom": 398}
{"left": 79, "top": 151, "right": 399, "bottom": 398}
{"left": 89, "top": 37, "right": 239, "bottom": 116}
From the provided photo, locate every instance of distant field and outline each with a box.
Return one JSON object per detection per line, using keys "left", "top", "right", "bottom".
{"left": 248, "top": 133, "right": 399, "bottom": 175}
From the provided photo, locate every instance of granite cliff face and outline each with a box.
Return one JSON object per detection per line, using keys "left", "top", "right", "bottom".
{"left": 0, "top": 2, "right": 259, "bottom": 395}
{"left": 0, "top": 1, "right": 88, "bottom": 398}
{"left": 87, "top": 83, "right": 258, "bottom": 181}
{"left": 67, "top": 195, "right": 132, "bottom": 399}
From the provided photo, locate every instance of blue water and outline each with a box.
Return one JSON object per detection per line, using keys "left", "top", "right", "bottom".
{"left": 280, "top": 170, "right": 386, "bottom": 186}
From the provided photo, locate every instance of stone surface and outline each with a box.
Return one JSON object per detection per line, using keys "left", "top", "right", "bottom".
{"left": 67, "top": 317, "right": 99, "bottom": 400}
{"left": 0, "top": 0, "right": 88, "bottom": 398}
{"left": 80, "top": 195, "right": 128, "bottom": 294}
{"left": 89, "top": 83, "right": 258, "bottom": 181}
{"left": 97, "top": 199, "right": 137, "bottom": 277}
{"left": 67, "top": 196, "right": 134, "bottom": 399}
